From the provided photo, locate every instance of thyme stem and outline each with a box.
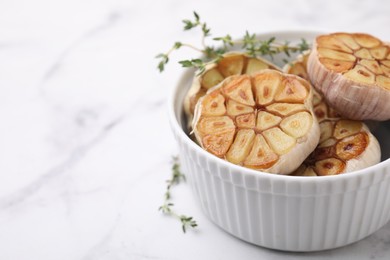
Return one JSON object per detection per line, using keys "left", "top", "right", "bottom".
{"left": 181, "top": 43, "right": 205, "bottom": 53}
{"left": 159, "top": 156, "right": 198, "bottom": 233}
{"left": 156, "top": 11, "right": 310, "bottom": 73}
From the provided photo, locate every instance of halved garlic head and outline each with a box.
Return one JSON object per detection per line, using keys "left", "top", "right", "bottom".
{"left": 292, "top": 119, "right": 380, "bottom": 176}
{"left": 192, "top": 70, "right": 320, "bottom": 174}
{"left": 184, "top": 52, "right": 280, "bottom": 130}
{"left": 307, "top": 32, "right": 390, "bottom": 120}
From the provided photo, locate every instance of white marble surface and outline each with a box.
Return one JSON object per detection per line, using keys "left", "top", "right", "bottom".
{"left": 1, "top": 0, "right": 390, "bottom": 259}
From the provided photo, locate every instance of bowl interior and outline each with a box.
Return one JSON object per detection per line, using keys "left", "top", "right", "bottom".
{"left": 173, "top": 30, "right": 390, "bottom": 164}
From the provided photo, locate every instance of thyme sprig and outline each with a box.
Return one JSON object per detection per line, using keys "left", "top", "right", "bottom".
{"left": 156, "top": 11, "right": 310, "bottom": 73}
{"left": 159, "top": 156, "right": 198, "bottom": 233}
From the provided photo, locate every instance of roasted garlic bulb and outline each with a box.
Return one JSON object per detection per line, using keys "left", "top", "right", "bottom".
{"left": 307, "top": 32, "right": 390, "bottom": 121}
{"left": 292, "top": 119, "right": 380, "bottom": 176}
{"left": 286, "top": 52, "right": 381, "bottom": 176}
{"left": 192, "top": 70, "right": 320, "bottom": 174}
{"left": 184, "top": 52, "right": 280, "bottom": 130}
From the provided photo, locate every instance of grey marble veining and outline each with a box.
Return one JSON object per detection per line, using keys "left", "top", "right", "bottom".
{"left": 1, "top": 0, "right": 390, "bottom": 259}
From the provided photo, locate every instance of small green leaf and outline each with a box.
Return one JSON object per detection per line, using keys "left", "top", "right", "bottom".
{"left": 283, "top": 47, "right": 291, "bottom": 57}
{"left": 298, "top": 38, "right": 310, "bottom": 53}
{"left": 182, "top": 224, "right": 187, "bottom": 233}
{"left": 268, "top": 36, "right": 276, "bottom": 44}
{"left": 157, "top": 61, "right": 164, "bottom": 72}
{"left": 155, "top": 53, "right": 164, "bottom": 58}
{"left": 156, "top": 53, "right": 169, "bottom": 72}
{"left": 194, "top": 11, "right": 200, "bottom": 22}
{"left": 174, "top": 42, "right": 182, "bottom": 49}
{"left": 183, "top": 20, "right": 194, "bottom": 30}
{"left": 202, "top": 23, "right": 211, "bottom": 36}
{"left": 179, "top": 60, "right": 193, "bottom": 67}
{"left": 179, "top": 59, "right": 206, "bottom": 74}
{"left": 164, "top": 190, "right": 170, "bottom": 200}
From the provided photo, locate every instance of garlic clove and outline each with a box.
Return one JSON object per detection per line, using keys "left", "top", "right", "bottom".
{"left": 202, "top": 68, "right": 224, "bottom": 90}
{"left": 333, "top": 119, "right": 362, "bottom": 139}
{"left": 252, "top": 72, "right": 282, "bottom": 105}
{"left": 358, "top": 59, "right": 383, "bottom": 74}
{"left": 353, "top": 33, "right": 381, "bottom": 48}
{"left": 266, "top": 103, "right": 306, "bottom": 116}
{"left": 217, "top": 55, "right": 245, "bottom": 77}
{"left": 285, "top": 62, "right": 308, "bottom": 79}
{"left": 319, "top": 58, "right": 354, "bottom": 73}
{"left": 280, "top": 111, "right": 313, "bottom": 139}
{"left": 316, "top": 35, "right": 353, "bottom": 53}
{"left": 370, "top": 46, "right": 389, "bottom": 59}
{"left": 226, "top": 99, "right": 254, "bottom": 116}
{"left": 226, "top": 129, "right": 256, "bottom": 164}
{"left": 274, "top": 77, "right": 308, "bottom": 103}
{"left": 381, "top": 64, "right": 390, "bottom": 76}
{"left": 318, "top": 137, "right": 337, "bottom": 148}
{"left": 202, "top": 130, "right": 236, "bottom": 158}
{"left": 380, "top": 60, "right": 390, "bottom": 67}
{"left": 262, "top": 127, "right": 296, "bottom": 155}
{"left": 376, "top": 75, "right": 390, "bottom": 90}
{"left": 200, "top": 91, "right": 226, "bottom": 116}
{"left": 256, "top": 111, "right": 282, "bottom": 131}
{"left": 354, "top": 48, "right": 374, "bottom": 59}
{"left": 221, "top": 75, "right": 255, "bottom": 106}
{"left": 335, "top": 133, "right": 368, "bottom": 161}
{"left": 317, "top": 48, "right": 356, "bottom": 61}
{"left": 343, "top": 65, "right": 375, "bottom": 84}
{"left": 245, "top": 58, "right": 271, "bottom": 74}
{"left": 235, "top": 113, "right": 256, "bottom": 129}
{"left": 314, "top": 158, "right": 346, "bottom": 176}
{"left": 196, "top": 116, "right": 235, "bottom": 136}
{"left": 319, "top": 121, "right": 334, "bottom": 143}
{"left": 243, "top": 134, "right": 279, "bottom": 170}
{"left": 333, "top": 33, "right": 361, "bottom": 50}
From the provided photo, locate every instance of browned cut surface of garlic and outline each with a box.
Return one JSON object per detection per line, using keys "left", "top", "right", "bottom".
{"left": 183, "top": 52, "right": 280, "bottom": 131}
{"left": 292, "top": 119, "right": 380, "bottom": 176}
{"left": 192, "top": 70, "right": 320, "bottom": 174}
{"left": 307, "top": 32, "right": 390, "bottom": 120}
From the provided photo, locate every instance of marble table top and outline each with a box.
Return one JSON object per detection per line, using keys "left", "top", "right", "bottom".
{"left": 1, "top": 0, "right": 390, "bottom": 259}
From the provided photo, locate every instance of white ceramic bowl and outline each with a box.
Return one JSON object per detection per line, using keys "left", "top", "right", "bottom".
{"left": 168, "top": 31, "right": 390, "bottom": 252}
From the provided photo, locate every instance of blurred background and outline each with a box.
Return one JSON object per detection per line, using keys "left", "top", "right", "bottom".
{"left": 0, "top": 0, "right": 390, "bottom": 259}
